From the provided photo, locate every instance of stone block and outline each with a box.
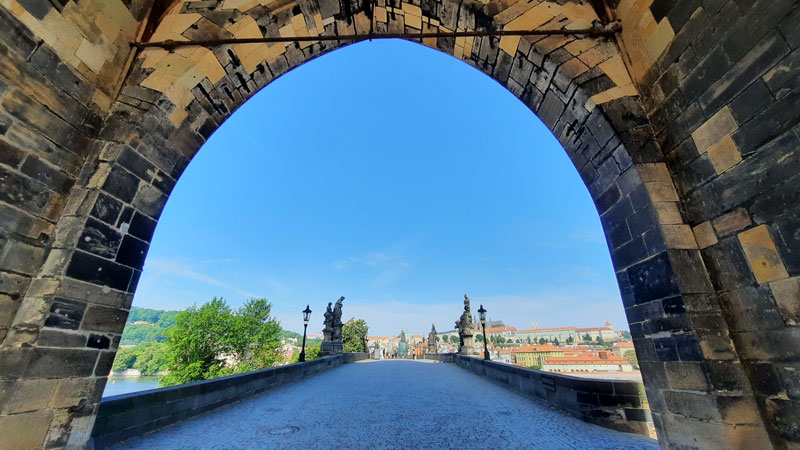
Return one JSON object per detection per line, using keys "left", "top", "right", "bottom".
{"left": 102, "top": 165, "right": 140, "bottom": 203}
{"left": 701, "top": 237, "right": 756, "bottom": 291}
{"left": 699, "top": 31, "right": 790, "bottom": 114}
{"left": 115, "top": 235, "right": 149, "bottom": 270}
{"left": 81, "top": 305, "right": 128, "bottom": 333}
{"left": 0, "top": 378, "right": 58, "bottom": 414}
{"left": 95, "top": 350, "right": 116, "bottom": 376}
{"left": 729, "top": 79, "right": 773, "bottom": 124}
{"left": 663, "top": 361, "right": 710, "bottom": 391}
{"left": 0, "top": 409, "right": 53, "bottom": 449}
{"left": 65, "top": 250, "right": 133, "bottom": 293}
{"left": 44, "top": 297, "right": 86, "bottom": 330}
{"left": 26, "top": 348, "right": 98, "bottom": 378}
{"left": 692, "top": 221, "right": 718, "bottom": 249}
{"left": 89, "top": 193, "right": 123, "bottom": 226}
{"left": 77, "top": 218, "right": 122, "bottom": 259}
{"left": 691, "top": 106, "right": 738, "bottom": 153}
{"left": 0, "top": 240, "right": 45, "bottom": 275}
{"left": 20, "top": 156, "right": 74, "bottom": 195}
{"left": 627, "top": 252, "right": 681, "bottom": 304}
{"left": 738, "top": 225, "right": 790, "bottom": 284}
{"left": 37, "top": 329, "right": 88, "bottom": 348}
{"left": 706, "top": 135, "right": 741, "bottom": 173}
{"left": 132, "top": 184, "right": 168, "bottom": 219}
{"left": 56, "top": 277, "right": 132, "bottom": 310}
{"left": 770, "top": 277, "right": 800, "bottom": 325}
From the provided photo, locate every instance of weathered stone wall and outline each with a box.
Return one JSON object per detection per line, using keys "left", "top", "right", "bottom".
{"left": 90, "top": 354, "right": 360, "bottom": 449}
{"left": 432, "top": 353, "right": 655, "bottom": 437}
{"left": 0, "top": 0, "right": 797, "bottom": 448}
{"left": 609, "top": 0, "right": 800, "bottom": 448}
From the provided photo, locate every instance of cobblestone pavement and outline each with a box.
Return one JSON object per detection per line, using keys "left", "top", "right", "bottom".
{"left": 113, "top": 360, "right": 659, "bottom": 449}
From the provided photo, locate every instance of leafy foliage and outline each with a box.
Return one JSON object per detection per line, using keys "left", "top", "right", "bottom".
{"left": 111, "top": 342, "right": 169, "bottom": 375}
{"left": 159, "top": 297, "right": 282, "bottom": 387}
{"left": 623, "top": 350, "right": 639, "bottom": 369}
{"left": 342, "top": 318, "right": 369, "bottom": 353}
{"left": 120, "top": 307, "right": 180, "bottom": 346}
{"left": 289, "top": 341, "right": 321, "bottom": 363}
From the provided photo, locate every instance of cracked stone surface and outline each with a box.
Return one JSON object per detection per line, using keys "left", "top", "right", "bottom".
{"left": 112, "top": 360, "right": 659, "bottom": 449}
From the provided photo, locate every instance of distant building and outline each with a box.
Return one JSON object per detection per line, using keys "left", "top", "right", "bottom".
{"left": 514, "top": 345, "right": 565, "bottom": 368}
{"left": 483, "top": 326, "right": 517, "bottom": 339}
{"left": 516, "top": 322, "right": 617, "bottom": 343}
{"left": 542, "top": 351, "right": 633, "bottom": 373}
{"left": 612, "top": 341, "right": 635, "bottom": 357}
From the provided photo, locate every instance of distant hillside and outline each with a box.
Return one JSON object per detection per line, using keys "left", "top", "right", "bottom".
{"left": 122, "top": 306, "right": 303, "bottom": 346}
{"left": 120, "top": 307, "right": 179, "bottom": 346}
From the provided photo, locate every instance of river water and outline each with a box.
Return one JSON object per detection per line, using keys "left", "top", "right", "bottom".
{"left": 103, "top": 376, "right": 161, "bottom": 397}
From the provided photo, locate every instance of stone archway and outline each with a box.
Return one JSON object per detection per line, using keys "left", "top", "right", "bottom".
{"left": 0, "top": 1, "right": 797, "bottom": 448}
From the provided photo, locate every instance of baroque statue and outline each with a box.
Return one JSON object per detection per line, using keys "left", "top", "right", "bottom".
{"left": 319, "top": 296, "right": 345, "bottom": 356}
{"left": 455, "top": 294, "right": 476, "bottom": 355}
{"left": 428, "top": 324, "right": 438, "bottom": 354}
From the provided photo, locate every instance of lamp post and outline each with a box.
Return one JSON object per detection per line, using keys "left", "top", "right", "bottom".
{"left": 299, "top": 305, "right": 312, "bottom": 362}
{"left": 478, "top": 304, "right": 490, "bottom": 361}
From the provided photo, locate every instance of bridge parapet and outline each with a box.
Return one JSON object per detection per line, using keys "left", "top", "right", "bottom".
{"left": 425, "top": 353, "right": 654, "bottom": 438}
{"left": 91, "top": 353, "right": 368, "bottom": 449}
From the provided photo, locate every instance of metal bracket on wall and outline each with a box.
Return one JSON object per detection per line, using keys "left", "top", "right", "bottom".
{"left": 133, "top": 20, "right": 622, "bottom": 50}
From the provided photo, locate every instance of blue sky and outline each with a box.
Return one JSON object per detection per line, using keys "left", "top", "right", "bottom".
{"left": 133, "top": 39, "right": 627, "bottom": 336}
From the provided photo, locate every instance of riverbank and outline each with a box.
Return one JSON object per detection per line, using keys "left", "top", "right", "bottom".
{"left": 103, "top": 375, "right": 160, "bottom": 397}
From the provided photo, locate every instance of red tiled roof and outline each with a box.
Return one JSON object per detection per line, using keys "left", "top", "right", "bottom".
{"left": 514, "top": 344, "right": 562, "bottom": 353}
{"left": 543, "top": 353, "right": 630, "bottom": 365}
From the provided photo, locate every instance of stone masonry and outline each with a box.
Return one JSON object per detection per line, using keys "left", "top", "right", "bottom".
{"left": 0, "top": 0, "right": 797, "bottom": 448}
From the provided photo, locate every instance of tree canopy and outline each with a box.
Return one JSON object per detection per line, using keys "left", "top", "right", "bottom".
{"left": 290, "top": 341, "right": 321, "bottom": 363}
{"left": 159, "top": 297, "right": 282, "bottom": 387}
{"left": 342, "top": 318, "right": 369, "bottom": 353}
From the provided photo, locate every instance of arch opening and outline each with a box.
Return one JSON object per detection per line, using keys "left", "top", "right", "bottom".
{"left": 1, "top": 0, "right": 794, "bottom": 448}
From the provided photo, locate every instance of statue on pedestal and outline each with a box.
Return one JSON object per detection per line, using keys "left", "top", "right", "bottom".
{"left": 427, "top": 324, "right": 438, "bottom": 354}
{"left": 455, "top": 294, "right": 476, "bottom": 355}
{"left": 397, "top": 328, "right": 408, "bottom": 359}
{"left": 319, "top": 296, "right": 345, "bottom": 356}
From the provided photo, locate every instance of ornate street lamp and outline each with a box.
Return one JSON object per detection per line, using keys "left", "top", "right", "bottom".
{"left": 299, "top": 305, "right": 312, "bottom": 362}
{"left": 478, "top": 304, "right": 490, "bottom": 361}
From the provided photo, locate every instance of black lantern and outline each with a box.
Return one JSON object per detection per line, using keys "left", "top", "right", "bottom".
{"left": 478, "top": 304, "right": 490, "bottom": 361}
{"left": 299, "top": 305, "right": 312, "bottom": 362}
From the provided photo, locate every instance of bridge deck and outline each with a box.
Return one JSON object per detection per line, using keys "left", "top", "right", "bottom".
{"left": 111, "top": 360, "right": 659, "bottom": 449}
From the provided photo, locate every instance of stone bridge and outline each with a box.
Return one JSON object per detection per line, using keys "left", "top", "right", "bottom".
{"left": 0, "top": 0, "right": 798, "bottom": 448}
{"left": 93, "top": 357, "right": 659, "bottom": 450}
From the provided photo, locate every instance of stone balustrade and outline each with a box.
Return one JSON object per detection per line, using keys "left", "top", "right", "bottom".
{"left": 424, "top": 353, "right": 653, "bottom": 438}
{"left": 91, "top": 353, "right": 368, "bottom": 449}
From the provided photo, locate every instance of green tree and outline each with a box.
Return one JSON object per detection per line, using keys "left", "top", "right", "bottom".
{"left": 476, "top": 334, "right": 484, "bottom": 342}
{"left": 526, "top": 337, "right": 531, "bottom": 344}
{"left": 160, "top": 297, "right": 281, "bottom": 387}
{"left": 342, "top": 318, "right": 369, "bottom": 353}
{"left": 596, "top": 336, "right": 605, "bottom": 344}
{"left": 133, "top": 343, "right": 169, "bottom": 375}
{"left": 623, "top": 350, "right": 639, "bottom": 369}
{"left": 111, "top": 347, "right": 138, "bottom": 371}
{"left": 583, "top": 333, "right": 592, "bottom": 342}
{"left": 538, "top": 338, "right": 547, "bottom": 345}
{"left": 567, "top": 336, "right": 574, "bottom": 344}
{"left": 553, "top": 338, "right": 559, "bottom": 346}
{"left": 290, "top": 341, "right": 321, "bottom": 363}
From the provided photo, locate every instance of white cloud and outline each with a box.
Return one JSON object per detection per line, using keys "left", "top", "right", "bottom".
{"left": 142, "top": 258, "right": 262, "bottom": 299}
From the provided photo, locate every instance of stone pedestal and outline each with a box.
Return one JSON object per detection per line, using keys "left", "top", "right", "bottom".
{"left": 459, "top": 332, "right": 475, "bottom": 355}
{"left": 319, "top": 340, "right": 342, "bottom": 356}
{"left": 318, "top": 327, "right": 342, "bottom": 356}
